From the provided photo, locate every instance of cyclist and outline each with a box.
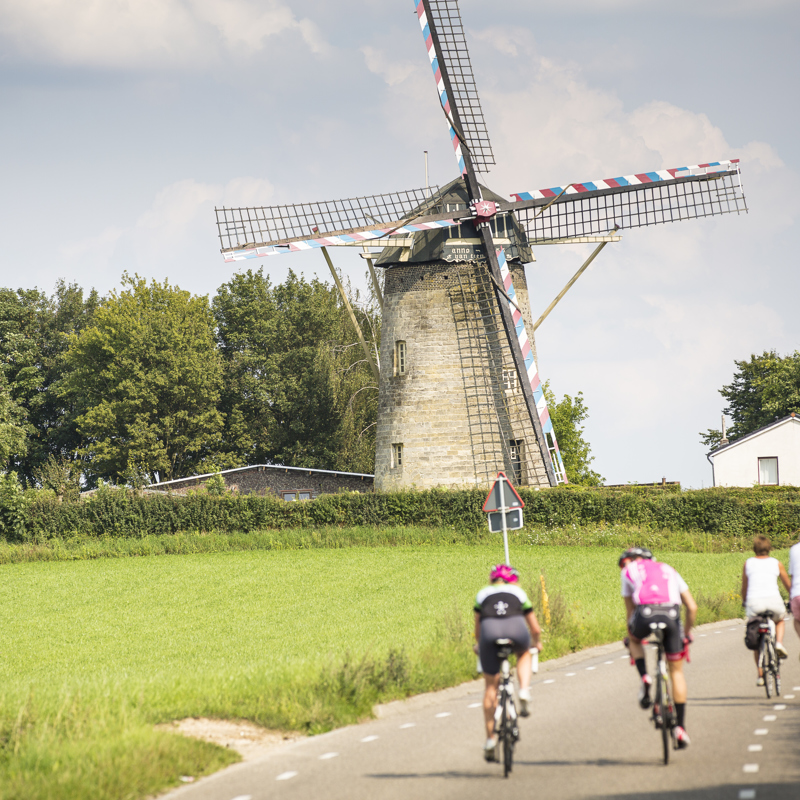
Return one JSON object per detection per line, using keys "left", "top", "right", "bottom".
{"left": 474, "top": 564, "right": 542, "bottom": 761}
{"left": 742, "top": 534, "right": 791, "bottom": 682}
{"left": 789, "top": 535, "right": 800, "bottom": 655}
{"left": 619, "top": 547, "right": 697, "bottom": 749}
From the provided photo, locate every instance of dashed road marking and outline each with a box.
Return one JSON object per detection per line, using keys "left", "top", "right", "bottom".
{"left": 435, "top": 712, "right": 451, "bottom": 718}
{"left": 715, "top": 631, "right": 722, "bottom": 634}
{"left": 773, "top": 704, "right": 786, "bottom": 711}
{"left": 754, "top": 729, "right": 769, "bottom": 735}
{"left": 748, "top": 744, "right": 763, "bottom": 752}
{"left": 467, "top": 702, "right": 482, "bottom": 708}
{"left": 739, "top": 790, "right": 756, "bottom": 799}
{"left": 543, "top": 679, "right": 555, "bottom": 684}
{"left": 276, "top": 771, "right": 298, "bottom": 781}
{"left": 743, "top": 764, "right": 759, "bottom": 773}
{"left": 604, "top": 660, "right": 614, "bottom": 665}
{"left": 763, "top": 715, "right": 777, "bottom": 722}
{"left": 794, "top": 686, "right": 800, "bottom": 691}
{"left": 319, "top": 752, "right": 338, "bottom": 760}
{"left": 566, "top": 673, "right": 576, "bottom": 677}
{"left": 699, "top": 634, "right": 707, "bottom": 637}
{"left": 729, "top": 627, "right": 738, "bottom": 630}
{"left": 360, "top": 735, "right": 379, "bottom": 743}
{"left": 231, "top": 796, "right": 253, "bottom": 800}
{"left": 784, "top": 694, "right": 795, "bottom": 699}
{"left": 400, "top": 723, "right": 416, "bottom": 729}
{"left": 586, "top": 666, "right": 596, "bottom": 671}
{"left": 620, "top": 655, "right": 629, "bottom": 659}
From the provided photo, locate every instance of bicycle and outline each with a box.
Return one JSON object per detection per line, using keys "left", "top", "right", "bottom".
{"left": 491, "top": 638, "right": 520, "bottom": 777}
{"left": 646, "top": 622, "right": 677, "bottom": 765}
{"left": 754, "top": 611, "right": 781, "bottom": 698}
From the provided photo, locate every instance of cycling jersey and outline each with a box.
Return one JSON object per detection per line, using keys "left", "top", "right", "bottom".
{"left": 621, "top": 559, "right": 688, "bottom": 606}
{"left": 474, "top": 584, "right": 533, "bottom": 619}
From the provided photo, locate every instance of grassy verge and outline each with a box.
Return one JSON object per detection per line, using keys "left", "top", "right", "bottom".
{"left": 0, "top": 543, "right": 756, "bottom": 799}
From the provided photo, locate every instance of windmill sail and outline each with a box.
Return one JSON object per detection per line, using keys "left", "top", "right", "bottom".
{"left": 512, "top": 160, "right": 747, "bottom": 242}
{"left": 416, "top": 0, "right": 495, "bottom": 175}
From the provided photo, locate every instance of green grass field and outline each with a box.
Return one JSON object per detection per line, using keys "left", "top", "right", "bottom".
{"left": 0, "top": 542, "right": 756, "bottom": 800}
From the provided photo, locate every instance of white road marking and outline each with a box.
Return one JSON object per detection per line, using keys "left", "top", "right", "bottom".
{"left": 360, "top": 735, "right": 379, "bottom": 743}
{"left": 739, "top": 790, "right": 756, "bottom": 799}
{"left": 784, "top": 694, "right": 795, "bottom": 699}
{"left": 435, "top": 712, "right": 451, "bottom": 718}
{"left": 586, "top": 666, "right": 596, "bottom": 671}
{"left": 754, "top": 729, "right": 769, "bottom": 735}
{"left": 400, "top": 723, "right": 416, "bottom": 729}
{"left": 763, "top": 715, "right": 777, "bottom": 722}
{"left": 743, "top": 764, "right": 759, "bottom": 773}
{"left": 276, "top": 772, "right": 298, "bottom": 781}
{"left": 715, "top": 631, "right": 722, "bottom": 634}
{"left": 773, "top": 704, "right": 786, "bottom": 711}
{"left": 467, "top": 702, "right": 482, "bottom": 708}
{"left": 543, "top": 679, "right": 555, "bottom": 684}
{"left": 566, "top": 672, "right": 576, "bottom": 677}
{"left": 620, "top": 655, "right": 629, "bottom": 659}
{"left": 604, "top": 661, "right": 614, "bottom": 665}
{"left": 699, "top": 634, "right": 707, "bottom": 637}
{"left": 319, "top": 752, "right": 338, "bottom": 760}
{"left": 748, "top": 744, "right": 763, "bottom": 752}
{"left": 231, "top": 796, "right": 253, "bottom": 800}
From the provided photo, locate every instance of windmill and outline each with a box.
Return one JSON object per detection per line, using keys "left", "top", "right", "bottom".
{"left": 214, "top": 0, "right": 747, "bottom": 491}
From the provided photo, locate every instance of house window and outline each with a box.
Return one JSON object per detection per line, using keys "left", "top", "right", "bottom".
{"left": 282, "top": 491, "right": 313, "bottom": 501}
{"left": 758, "top": 457, "right": 778, "bottom": 486}
{"left": 503, "top": 369, "right": 518, "bottom": 392}
{"left": 509, "top": 439, "right": 523, "bottom": 484}
{"left": 392, "top": 443, "right": 403, "bottom": 469}
{"left": 395, "top": 341, "right": 407, "bottom": 376}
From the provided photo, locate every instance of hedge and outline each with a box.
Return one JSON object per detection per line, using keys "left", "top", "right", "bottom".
{"left": 2, "top": 483, "right": 800, "bottom": 547}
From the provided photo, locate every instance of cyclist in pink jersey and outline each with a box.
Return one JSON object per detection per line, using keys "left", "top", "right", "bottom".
{"left": 619, "top": 547, "right": 697, "bottom": 749}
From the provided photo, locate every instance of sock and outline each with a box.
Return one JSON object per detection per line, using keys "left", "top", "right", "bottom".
{"left": 676, "top": 703, "right": 686, "bottom": 729}
{"left": 635, "top": 658, "right": 647, "bottom": 678}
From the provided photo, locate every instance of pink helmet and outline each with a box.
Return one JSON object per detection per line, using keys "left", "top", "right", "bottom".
{"left": 490, "top": 564, "right": 519, "bottom": 583}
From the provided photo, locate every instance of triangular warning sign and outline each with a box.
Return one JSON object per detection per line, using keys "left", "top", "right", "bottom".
{"left": 482, "top": 471, "right": 525, "bottom": 513}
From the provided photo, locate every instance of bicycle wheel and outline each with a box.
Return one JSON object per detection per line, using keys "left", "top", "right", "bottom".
{"left": 759, "top": 637, "right": 772, "bottom": 698}
{"left": 775, "top": 647, "right": 782, "bottom": 697}
{"left": 501, "top": 699, "right": 514, "bottom": 777}
{"left": 660, "top": 676, "right": 671, "bottom": 766}
{"left": 767, "top": 640, "right": 779, "bottom": 698}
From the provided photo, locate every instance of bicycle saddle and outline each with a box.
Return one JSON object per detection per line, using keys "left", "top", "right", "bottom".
{"left": 493, "top": 638, "right": 515, "bottom": 657}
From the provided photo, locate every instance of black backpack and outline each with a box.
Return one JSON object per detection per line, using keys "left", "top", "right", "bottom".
{"left": 744, "top": 617, "right": 763, "bottom": 651}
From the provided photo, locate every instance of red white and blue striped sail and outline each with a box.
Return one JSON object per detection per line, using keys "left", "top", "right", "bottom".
{"left": 496, "top": 247, "right": 567, "bottom": 483}
{"left": 416, "top": 0, "right": 466, "bottom": 176}
{"left": 511, "top": 160, "right": 740, "bottom": 202}
{"left": 222, "top": 218, "right": 458, "bottom": 262}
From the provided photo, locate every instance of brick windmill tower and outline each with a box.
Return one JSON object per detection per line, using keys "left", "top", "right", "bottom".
{"left": 214, "top": 0, "right": 747, "bottom": 492}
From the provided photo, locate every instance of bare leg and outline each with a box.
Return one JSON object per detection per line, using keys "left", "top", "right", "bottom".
{"left": 483, "top": 674, "right": 500, "bottom": 739}
{"left": 629, "top": 638, "right": 645, "bottom": 663}
{"left": 794, "top": 616, "right": 800, "bottom": 640}
{"left": 667, "top": 659, "right": 687, "bottom": 704}
{"left": 516, "top": 650, "right": 531, "bottom": 692}
{"left": 776, "top": 619, "right": 785, "bottom": 644}
{"left": 754, "top": 650, "right": 762, "bottom": 677}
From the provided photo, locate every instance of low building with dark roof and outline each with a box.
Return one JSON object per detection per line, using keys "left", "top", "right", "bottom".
{"left": 147, "top": 464, "right": 374, "bottom": 500}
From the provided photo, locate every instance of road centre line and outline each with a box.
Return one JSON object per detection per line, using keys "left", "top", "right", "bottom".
{"left": 604, "top": 660, "right": 613, "bottom": 664}
{"left": 400, "top": 723, "right": 416, "bottom": 728}
{"left": 739, "top": 790, "right": 756, "bottom": 799}
{"left": 360, "top": 735, "right": 379, "bottom": 743}
{"left": 586, "top": 666, "right": 596, "bottom": 671}
{"left": 748, "top": 745, "right": 763, "bottom": 752}
{"left": 467, "top": 702, "right": 482, "bottom": 708}
{"left": 784, "top": 694, "right": 795, "bottom": 698}
{"left": 435, "top": 712, "right": 451, "bottom": 718}
{"left": 773, "top": 704, "right": 786, "bottom": 710}
{"left": 543, "top": 679, "right": 555, "bottom": 684}
{"left": 318, "top": 753, "right": 338, "bottom": 760}
{"left": 231, "top": 796, "right": 253, "bottom": 800}
{"left": 763, "top": 715, "right": 777, "bottom": 722}
{"left": 743, "top": 764, "right": 759, "bottom": 773}
{"left": 276, "top": 772, "right": 298, "bottom": 781}
{"left": 754, "top": 729, "right": 769, "bottom": 735}
{"left": 566, "top": 672, "right": 576, "bottom": 677}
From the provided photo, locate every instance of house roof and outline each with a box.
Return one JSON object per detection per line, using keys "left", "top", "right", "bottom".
{"left": 710, "top": 413, "right": 800, "bottom": 457}
{"left": 147, "top": 463, "right": 374, "bottom": 490}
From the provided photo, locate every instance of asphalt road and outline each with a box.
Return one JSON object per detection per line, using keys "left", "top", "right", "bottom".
{"left": 162, "top": 619, "right": 800, "bottom": 800}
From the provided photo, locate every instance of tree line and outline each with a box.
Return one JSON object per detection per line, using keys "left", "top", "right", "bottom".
{"left": 0, "top": 270, "right": 600, "bottom": 493}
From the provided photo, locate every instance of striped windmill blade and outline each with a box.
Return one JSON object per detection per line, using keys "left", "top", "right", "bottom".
{"left": 215, "top": 186, "right": 473, "bottom": 262}
{"left": 416, "top": 0, "right": 495, "bottom": 176}
{"left": 510, "top": 160, "right": 747, "bottom": 243}
{"left": 494, "top": 245, "right": 567, "bottom": 484}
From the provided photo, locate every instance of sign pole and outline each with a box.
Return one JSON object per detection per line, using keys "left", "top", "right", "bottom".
{"left": 500, "top": 474, "right": 510, "bottom": 566}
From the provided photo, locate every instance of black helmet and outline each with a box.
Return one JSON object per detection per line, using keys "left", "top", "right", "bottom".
{"left": 618, "top": 547, "right": 653, "bottom": 567}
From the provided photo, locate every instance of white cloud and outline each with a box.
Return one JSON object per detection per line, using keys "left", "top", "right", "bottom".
{"left": 0, "top": 0, "right": 326, "bottom": 69}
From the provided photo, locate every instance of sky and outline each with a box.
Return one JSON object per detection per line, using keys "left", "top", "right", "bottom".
{"left": 1, "top": 0, "right": 798, "bottom": 488}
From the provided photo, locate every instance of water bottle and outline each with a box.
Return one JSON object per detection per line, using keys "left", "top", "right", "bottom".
{"left": 530, "top": 648, "right": 539, "bottom": 674}
{"left": 476, "top": 656, "right": 483, "bottom": 673}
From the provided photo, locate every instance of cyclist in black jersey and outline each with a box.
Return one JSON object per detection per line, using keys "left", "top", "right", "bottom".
{"left": 474, "top": 564, "right": 542, "bottom": 760}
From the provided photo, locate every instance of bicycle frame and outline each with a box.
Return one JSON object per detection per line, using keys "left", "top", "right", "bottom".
{"left": 492, "top": 638, "right": 519, "bottom": 777}
{"left": 647, "top": 623, "right": 676, "bottom": 765}
{"left": 755, "top": 613, "right": 781, "bottom": 698}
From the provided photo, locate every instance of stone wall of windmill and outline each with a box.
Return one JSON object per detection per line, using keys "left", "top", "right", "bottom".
{"left": 374, "top": 259, "right": 551, "bottom": 491}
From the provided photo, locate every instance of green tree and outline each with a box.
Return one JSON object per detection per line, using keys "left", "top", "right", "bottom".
{"left": 0, "top": 371, "right": 26, "bottom": 467}
{"left": 60, "top": 275, "right": 224, "bottom": 485}
{"left": 213, "top": 269, "right": 378, "bottom": 473}
{"left": 700, "top": 350, "right": 795, "bottom": 448}
{"left": 543, "top": 382, "right": 604, "bottom": 486}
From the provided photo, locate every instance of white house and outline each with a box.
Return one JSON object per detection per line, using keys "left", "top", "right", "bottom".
{"left": 709, "top": 413, "right": 800, "bottom": 487}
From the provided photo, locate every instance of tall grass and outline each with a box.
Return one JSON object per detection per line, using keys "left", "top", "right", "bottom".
{"left": 0, "top": 544, "right": 755, "bottom": 800}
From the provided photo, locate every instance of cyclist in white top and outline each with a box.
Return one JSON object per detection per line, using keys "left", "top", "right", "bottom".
{"left": 789, "top": 537, "right": 800, "bottom": 655}
{"left": 742, "top": 535, "right": 791, "bottom": 682}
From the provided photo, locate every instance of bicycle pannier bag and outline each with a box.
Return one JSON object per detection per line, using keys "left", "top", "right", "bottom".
{"left": 744, "top": 617, "right": 761, "bottom": 651}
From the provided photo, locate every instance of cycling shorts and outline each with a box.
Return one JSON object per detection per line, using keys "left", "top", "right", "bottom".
{"left": 478, "top": 616, "right": 531, "bottom": 676}
{"left": 628, "top": 604, "right": 685, "bottom": 662}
